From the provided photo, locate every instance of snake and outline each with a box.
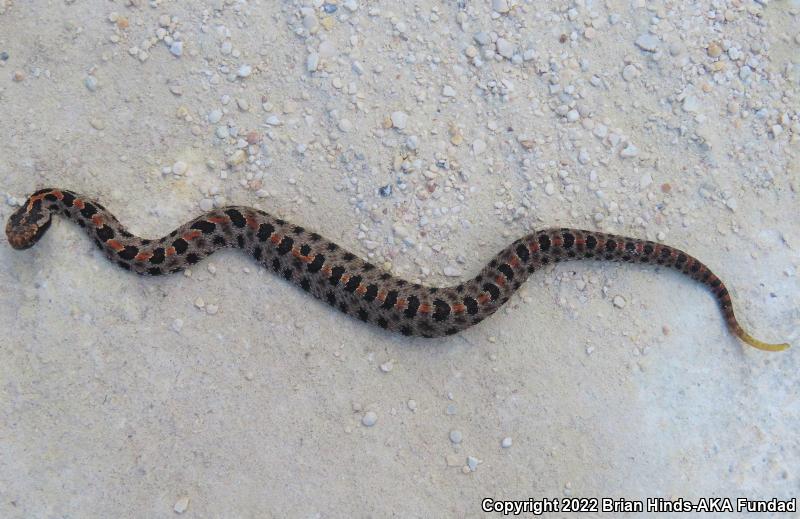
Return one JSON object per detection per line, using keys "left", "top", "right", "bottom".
{"left": 5, "top": 187, "right": 790, "bottom": 352}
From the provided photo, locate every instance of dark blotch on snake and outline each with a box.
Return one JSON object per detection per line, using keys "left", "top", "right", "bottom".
{"left": 224, "top": 209, "right": 246, "bottom": 228}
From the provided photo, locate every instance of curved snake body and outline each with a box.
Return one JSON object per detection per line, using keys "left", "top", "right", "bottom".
{"left": 5, "top": 188, "right": 789, "bottom": 351}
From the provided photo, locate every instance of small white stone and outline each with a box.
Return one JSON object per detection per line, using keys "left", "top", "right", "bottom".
{"left": 640, "top": 172, "right": 653, "bottom": 189}
{"left": 169, "top": 41, "right": 183, "bottom": 57}
{"left": 255, "top": 189, "right": 269, "bottom": 198}
{"left": 442, "top": 85, "right": 456, "bottom": 97}
{"left": 171, "top": 319, "right": 184, "bottom": 333}
{"left": 771, "top": 125, "right": 783, "bottom": 137}
{"left": 390, "top": 111, "right": 408, "bottom": 129}
{"left": 208, "top": 109, "right": 222, "bottom": 124}
{"left": 206, "top": 304, "right": 219, "bottom": 315}
{"left": 306, "top": 52, "right": 319, "bottom": 72}
{"left": 622, "top": 64, "right": 638, "bottom": 82}
{"left": 566, "top": 109, "right": 580, "bottom": 122}
{"left": 84, "top": 76, "right": 98, "bottom": 92}
{"left": 227, "top": 150, "right": 246, "bottom": 166}
{"left": 578, "top": 149, "right": 590, "bottom": 164}
{"left": 215, "top": 126, "right": 229, "bottom": 139}
{"left": 613, "top": 295, "right": 627, "bottom": 308}
{"left": 174, "top": 497, "right": 189, "bottom": 514}
{"left": 379, "top": 361, "right": 393, "bottom": 373}
{"left": 362, "top": 411, "right": 377, "bottom": 427}
{"left": 472, "top": 139, "right": 486, "bottom": 155}
{"left": 194, "top": 297, "right": 205, "bottom": 309}
{"left": 682, "top": 95, "right": 700, "bottom": 113}
{"left": 172, "top": 161, "right": 187, "bottom": 175}
{"left": 237, "top": 64, "right": 252, "bottom": 78}
{"left": 544, "top": 182, "right": 555, "bottom": 195}
{"left": 501, "top": 437, "right": 513, "bottom": 448}
{"left": 496, "top": 38, "right": 514, "bottom": 59}
{"left": 635, "top": 34, "right": 660, "bottom": 52}
{"left": 338, "top": 119, "right": 353, "bottom": 132}
{"left": 443, "top": 265, "right": 463, "bottom": 277}
{"left": 467, "top": 456, "right": 480, "bottom": 471}
{"left": 620, "top": 144, "right": 639, "bottom": 158}
{"left": 449, "top": 430, "right": 463, "bottom": 444}
{"left": 492, "top": 0, "right": 510, "bottom": 13}
{"left": 407, "top": 399, "right": 417, "bottom": 411}
{"left": 265, "top": 115, "right": 281, "bottom": 126}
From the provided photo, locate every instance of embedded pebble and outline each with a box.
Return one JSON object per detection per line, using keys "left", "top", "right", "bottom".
{"left": 173, "top": 497, "right": 189, "bottom": 514}
{"left": 169, "top": 41, "right": 183, "bottom": 57}
{"left": 682, "top": 96, "right": 700, "bottom": 113}
{"left": 449, "top": 430, "right": 463, "bottom": 444}
{"left": 622, "top": 65, "right": 638, "bottom": 82}
{"left": 171, "top": 319, "right": 184, "bottom": 333}
{"left": 466, "top": 456, "right": 480, "bottom": 471}
{"left": 307, "top": 53, "right": 319, "bottom": 72}
{"left": 172, "top": 161, "right": 187, "bottom": 175}
{"left": 379, "top": 361, "right": 393, "bottom": 373}
{"left": 361, "top": 411, "right": 377, "bottom": 427}
{"left": 496, "top": 38, "right": 514, "bottom": 59}
{"left": 84, "top": 76, "right": 98, "bottom": 92}
{"left": 237, "top": 64, "right": 252, "bottom": 78}
{"left": 634, "top": 34, "right": 659, "bottom": 52}
{"left": 208, "top": 109, "right": 222, "bottom": 124}
{"left": 492, "top": 0, "right": 510, "bottom": 13}
{"left": 613, "top": 295, "right": 627, "bottom": 308}
{"left": 501, "top": 437, "right": 513, "bottom": 448}
{"left": 390, "top": 111, "right": 408, "bottom": 130}
{"left": 620, "top": 144, "right": 639, "bottom": 158}
{"left": 407, "top": 399, "right": 417, "bottom": 411}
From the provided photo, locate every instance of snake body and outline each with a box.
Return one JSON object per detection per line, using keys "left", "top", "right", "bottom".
{"left": 5, "top": 188, "right": 789, "bottom": 351}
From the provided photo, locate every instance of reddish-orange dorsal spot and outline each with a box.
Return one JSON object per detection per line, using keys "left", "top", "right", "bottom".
{"left": 270, "top": 234, "right": 282, "bottom": 245}
{"left": 107, "top": 239, "right": 124, "bottom": 252}
{"left": 321, "top": 265, "right": 333, "bottom": 277}
{"left": 452, "top": 304, "right": 467, "bottom": 314}
{"left": 52, "top": 190, "right": 64, "bottom": 200}
{"left": 246, "top": 215, "right": 259, "bottom": 230}
{"left": 418, "top": 303, "right": 432, "bottom": 314}
{"left": 183, "top": 230, "right": 202, "bottom": 241}
{"left": 208, "top": 216, "right": 229, "bottom": 224}
{"left": 27, "top": 193, "right": 47, "bottom": 210}
{"left": 494, "top": 275, "right": 506, "bottom": 287}
{"left": 509, "top": 256, "right": 521, "bottom": 269}
{"left": 339, "top": 273, "right": 351, "bottom": 286}
{"left": 477, "top": 293, "right": 491, "bottom": 305}
{"left": 73, "top": 199, "right": 85, "bottom": 210}
{"left": 376, "top": 290, "right": 388, "bottom": 303}
{"left": 355, "top": 284, "right": 367, "bottom": 296}
{"left": 575, "top": 238, "right": 586, "bottom": 247}
{"left": 552, "top": 236, "right": 563, "bottom": 248}
{"left": 529, "top": 241, "right": 540, "bottom": 254}
{"left": 394, "top": 298, "right": 408, "bottom": 311}
{"left": 91, "top": 215, "right": 103, "bottom": 227}
{"left": 134, "top": 252, "right": 153, "bottom": 262}
{"left": 166, "top": 246, "right": 177, "bottom": 256}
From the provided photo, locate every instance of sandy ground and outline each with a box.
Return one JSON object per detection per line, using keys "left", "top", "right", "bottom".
{"left": 1, "top": 0, "right": 798, "bottom": 517}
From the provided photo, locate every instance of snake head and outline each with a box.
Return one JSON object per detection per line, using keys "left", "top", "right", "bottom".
{"left": 5, "top": 197, "right": 53, "bottom": 250}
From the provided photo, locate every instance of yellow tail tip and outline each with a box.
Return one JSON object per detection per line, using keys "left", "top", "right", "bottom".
{"left": 737, "top": 330, "right": 791, "bottom": 352}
